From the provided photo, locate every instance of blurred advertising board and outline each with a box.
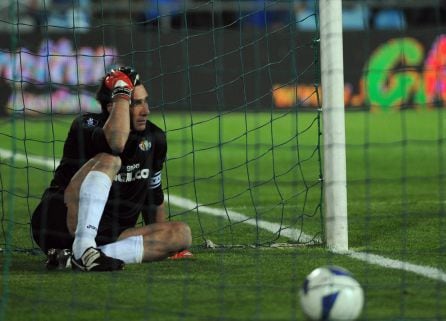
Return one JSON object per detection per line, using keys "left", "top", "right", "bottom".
{"left": 0, "top": 28, "right": 444, "bottom": 115}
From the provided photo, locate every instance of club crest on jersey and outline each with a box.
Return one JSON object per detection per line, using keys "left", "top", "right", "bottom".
{"left": 84, "top": 117, "right": 98, "bottom": 127}
{"left": 139, "top": 139, "right": 151, "bottom": 151}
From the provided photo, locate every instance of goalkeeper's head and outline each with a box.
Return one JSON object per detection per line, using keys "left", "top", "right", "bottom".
{"left": 95, "top": 66, "right": 141, "bottom": 115}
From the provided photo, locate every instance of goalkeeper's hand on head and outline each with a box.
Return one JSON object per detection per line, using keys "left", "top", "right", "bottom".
{"left": 105, "top": 67, "right": 140, "bottom": 102}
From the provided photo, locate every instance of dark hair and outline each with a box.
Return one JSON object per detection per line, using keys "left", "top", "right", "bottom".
{"left": 95, "top": 66, "right": 141, "bottom": 114}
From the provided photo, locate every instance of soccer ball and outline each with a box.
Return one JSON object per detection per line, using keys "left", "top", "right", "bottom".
{"left": 299, "top": 266, "right": 364, "bottom": 321}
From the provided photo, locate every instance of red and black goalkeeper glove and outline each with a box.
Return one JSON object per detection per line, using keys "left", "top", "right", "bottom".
{"left": 104, "top": 68, "right": 140, "bottom": 101}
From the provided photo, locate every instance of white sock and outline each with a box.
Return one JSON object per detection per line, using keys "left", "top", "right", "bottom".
{"left": 72, "top": 171, "right": 112, "bottom": 259}
{"left": 99, "top": 236, "right": 144, "bottom": 264}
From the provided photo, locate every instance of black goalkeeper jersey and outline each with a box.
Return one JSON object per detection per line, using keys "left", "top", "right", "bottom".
{"left": 50, "top": 112, "right": 166, "bottom": 222}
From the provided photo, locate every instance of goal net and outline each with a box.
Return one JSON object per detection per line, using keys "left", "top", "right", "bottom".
{"left": 0, "top": 0, "right": 323, "bottom": 252}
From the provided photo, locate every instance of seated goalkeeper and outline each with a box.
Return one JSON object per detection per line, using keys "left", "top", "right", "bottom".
{"left": 31, "top": 66, "right": 192, "bottom": 272}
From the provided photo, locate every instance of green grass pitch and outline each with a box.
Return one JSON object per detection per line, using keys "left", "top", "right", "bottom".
{"left": 1, "top": 109, "right": 445, "bottom": 320}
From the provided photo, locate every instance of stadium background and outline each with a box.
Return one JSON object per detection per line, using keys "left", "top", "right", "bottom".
{"left": 1, "top": 0, "right": 445, "bottom": 116}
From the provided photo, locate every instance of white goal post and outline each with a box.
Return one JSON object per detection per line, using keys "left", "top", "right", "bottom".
{"left": 319, "top": 0, "right": 349, "bottom": 251}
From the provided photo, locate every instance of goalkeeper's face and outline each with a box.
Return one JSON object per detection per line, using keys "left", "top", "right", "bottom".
{"left": 130, "top": 85, "right": 150, "bottom": 132}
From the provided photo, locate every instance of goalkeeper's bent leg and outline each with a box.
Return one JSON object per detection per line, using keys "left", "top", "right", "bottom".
{"left": 72, "top": 170, "right": 112, "bottom": 259}
{"left": 118, "top": 221, "right": 192, "bottom": 262}
{"left": 99, "top": 236, "right": 144, "bottom": 264}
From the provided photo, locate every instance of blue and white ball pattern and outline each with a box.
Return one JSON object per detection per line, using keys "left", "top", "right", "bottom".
{"left": 299, "top": 266, "right": 364, "bottom": 321}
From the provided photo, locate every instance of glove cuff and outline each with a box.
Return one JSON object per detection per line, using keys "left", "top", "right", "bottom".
{"left": 111, "top": 87, "right": 132, "bottom": 101}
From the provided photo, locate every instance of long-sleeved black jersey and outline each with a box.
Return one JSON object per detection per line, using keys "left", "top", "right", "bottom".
{"left": 51, "top": 112, "right": 166, "bottom": 225}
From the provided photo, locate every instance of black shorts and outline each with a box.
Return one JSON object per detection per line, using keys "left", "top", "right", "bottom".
{"left": 31, "top": 187, "right": 133, "bottom": 254}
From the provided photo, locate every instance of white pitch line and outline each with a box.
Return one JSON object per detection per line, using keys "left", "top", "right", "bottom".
{"left": 2, "top": 148, "right": 446, "bottom": 283}
{"left": 168, "top": 194, "right": 446, "bottom": 283}
{"left": 344, "top": 251, "right": 446, "bottom": 283}
{"left": 0, "top": 148, "right": 59, "bottom": 169}
{"left": 167, "top": 194, "right": 318, "bottom": 244}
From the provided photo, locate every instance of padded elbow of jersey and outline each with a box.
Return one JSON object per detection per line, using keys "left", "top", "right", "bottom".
{"left": 91, "top": 127, "right": 117, "bottom": 155}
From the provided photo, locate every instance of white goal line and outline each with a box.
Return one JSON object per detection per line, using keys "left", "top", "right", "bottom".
{"left": 2, "top": 147, "right": 446, "bottom": 283}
